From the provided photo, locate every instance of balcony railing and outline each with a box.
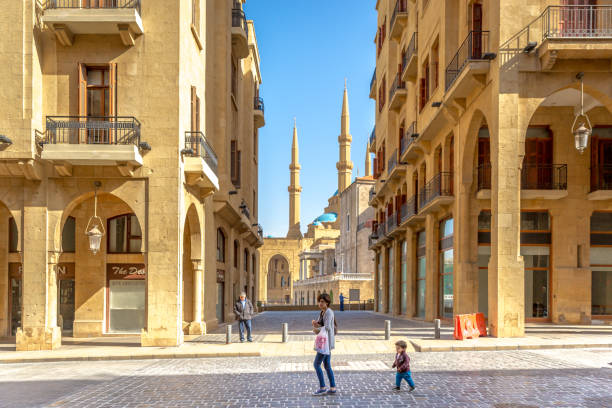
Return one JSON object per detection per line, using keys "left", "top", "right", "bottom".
{"left": 44, "top": 0, "right": 141, "bottom": 13}
{"left": 388, "top": 149, "right": 398, "bottom": 174}
{"left": 591, "top": 166, "right": 612, "bottom": 192}
{"left": 402, "top": 32, "right": 418, "bottom": 73}
{"left": 400, "top": 195, "right": 418, "bottom": 223}
{"left": 370, "top": 126, "right": 376, "bottom": 146}
{"left": 400, "top": 121, "right": 417, "bottom": 156}
{"left": 45, "top": 116, "right": 141, "bottom": 146}
{"left": 477, "top": 163, "right": 491, "bottom": 190}
{"left": 521, "top": 164, "right": 567, "bottom": 190}
{"left": 386, "top": 213, "right": 397, "bottom": 234}
{"left": 389, "top": 73, "right": 406, "bottom": 102}
{"left": 543, "top": 5, "right": 612, "bottom": 39}
{"left": 240, "top": 200, "right": 251, "bottom": 219}
{"left": 232, "top": 8, "right": 248, "bottom": 38}
{"left": 419, "top": 172, "right": 454, "bottom": 208}
{"left": 254, "top": 97, "right": 265, "bottom": 113}
{"left": 445, "top": 30, "right": 490, "bottom": 91}
{"left": 390, "top": 0, "right": 408, "bottom": 32}
{"left": 185, "top": 131, "right": 218, "bottom": 174}
{"left": 376, "top": 222, "right": 386, "bottom": 238}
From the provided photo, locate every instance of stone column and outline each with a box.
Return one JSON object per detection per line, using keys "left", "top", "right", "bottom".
{"left": 188, "top": 259, "right": 205, "bottom": 335}
{"left": 454, "top": 184, "right": 478, "bottom": 315}
{"left": 383, "top": 244, "right": 389, "bottom": 314}
{"left": 47, "top": 251, "right": 61, "bottom": 330}
{"left": 424, "top": 213, "right": 438, "bottom": 321}
{"left": 405, "top": 228, "right": 416, "bottom": 317}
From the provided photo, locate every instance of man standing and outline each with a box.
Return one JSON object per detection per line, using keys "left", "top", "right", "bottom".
{"left": 234, "top": 292, "right": 254, "bottom": 342}
{"left": 339, "top": 293, "right": 345, "bottom": 312}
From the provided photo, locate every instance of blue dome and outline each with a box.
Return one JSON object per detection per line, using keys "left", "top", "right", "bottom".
{"left": 314, "top": 212, "right": 337, "bottom": 223}
{"left": 312, "top": 221, "right": 322, "bottom": 226}
{"left": 333, "top": 189, "right": 339, "bottom": 197}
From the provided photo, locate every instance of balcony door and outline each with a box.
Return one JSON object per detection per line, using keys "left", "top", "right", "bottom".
{"left": 591, "top": 128, "right": 612, "bottom": 191}
{"left": 78, "top": 63, "right": 117, "bottom": 144}
{"left": 83, "top": 0, "right": 118, "bottom": 7}
{"left": 471, "top": 2, "right": 483, "bottom": 58}
{"left": 523, "top": 127, "right": 553, "bottom": 189}
{"left": 561, "top": 0, "right": 597, "bottom": 37}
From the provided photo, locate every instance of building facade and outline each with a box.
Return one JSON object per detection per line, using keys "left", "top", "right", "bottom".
{"left": 369, "top": 0, "right": 612, "bottom": 337}
{"left": 0, "top": 0, "right": 264, "bottom": 351}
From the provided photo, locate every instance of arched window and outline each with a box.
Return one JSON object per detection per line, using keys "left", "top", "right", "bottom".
{"left": 280, "top": 276, "right": 285, "bottom": 287}
{"left": 233, "top": 240, "right": 239, "bottom": 268}
{"left": 108, "top": 214, "right": 142, "bottom": 253}
{"left": 217, "top": 229, "right": 226, "bottom": 262}
{"left": 8, "top": 216, "right": 18, "bottom": 253}
{"left": 62, "top": 216, "right": 76, "bottom": 253}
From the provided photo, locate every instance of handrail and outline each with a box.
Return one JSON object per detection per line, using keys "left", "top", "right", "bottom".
{"left": 419, "top": 172, "right": 453, "bottom": 208}
{"left": 389, "top": 72, "right": 406, "bottom": 102}
{"left": 185, "top": 131, "right": 219, "bottom": 174}
{"left": 521, "top": 164, "right": 567, "bottom": 190}
{"left": 43, "top": 0, "right": 141, "bottom": 13}
{"left": 388, "top": 149, "right": 398, "bottom": 173}
{"left": 45, "top": 116, "right": 140, "bottom": 145}
{"left": 254, "top": 97, "right": 264, "bottom": 113}
{"left": 390, "top": 0, "right": 408, "bottom": 32}
{"left": 543, "top": 5, "right": 612, "bottom": 39}
{"left": 445, "top": 30, "right": 490, "bottom": 91}
{"left": 402, "top": 32, "right": 418, "bottom": 74}
{"left": 400, "top": 194, "right": 418, "bottom": 223}
{"left": 400, "top": 121, "right": 417, "bottom": 156}
{"left": 590, "top": 165, "right": 612, "bottom": 192}
{"left": 477, "top": 163, "right": 491, "bottom": 190}
{"left": 232, "top": 8, "right": 248, "bottom": 40}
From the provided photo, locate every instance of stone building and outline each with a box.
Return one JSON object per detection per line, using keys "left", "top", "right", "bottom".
{"left": 259, "top": 86, "right": 374, "bottom": 306}
{"left": 0, "top": 0, "right": 264, "bottom": 351}
{"left": 369, "top": 0, "right": 612, "bottom": 337}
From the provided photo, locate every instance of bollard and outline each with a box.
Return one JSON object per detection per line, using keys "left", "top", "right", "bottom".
{"left": 385, "top": 320, "right": 391, "bottom": 340}
{"left": 226, "top": 324, "right": 232, "bottom": 344}
{"left": 434, "top": 319, "right": 441, "bottom": 339}
{"left": 282, "top": 323, "right": 288, "bottom": 343}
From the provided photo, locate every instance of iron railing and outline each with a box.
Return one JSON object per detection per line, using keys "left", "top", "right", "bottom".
{"left": 254, "top": 97, "right": 264, "bottom": 114}
{"left": 386, "top": 213, "right": 397, "bottom": 234}
{"left": 477, "top": 163, "right": 491, "bottom": 190}
{"left": 402, "top": 32, "right": 418, "bottom": 74}
{"left": 240, "top": 200, "right": 251, "bottom": 219}
{"left": 521, "top": 164, "right": 567, "bottom": 190}
{"left": 232, "top": 8, "right": 248, "bottom": 39}
{"left": 389, "top": 72, "right": 406, "bottom": 102}
{"left": 370, "top": 70, "right": 376, "bottom": 91}
{"left": 591, "top": 166, "right": 612, "bottom": 192}
{"left": 376, "top": 221, "right": 386, "bottom": 238}
{"left": 445, "top": 30, "right": 490, "bottom": 91}
{"left": 370, "top": 126, "right": 376, "bottom": 146}
{"left": 43, "top": 0, "right": 140, "bottom": 13}
{"left": 400, "top": 121, "right": 417, "bottom": 156}
{"left": 419, "top": 172, "right": 454, "bottom": 208}
{"left": 45, "top": 116, "right": 140, "bottom": 145}
{"left": 400, "top": 195, "right": 418, "bottom": 223}
{"left": 390, "top": 0, "right": 408, "bottom": 32}
{"left": 184, "top": 131, "right": 218, "bottom": 174}
{"left": 543, "top": 5, "right": 612, "bottom": 39}
{"left": 388, "top": 149, "right": 398, "bottom": 174}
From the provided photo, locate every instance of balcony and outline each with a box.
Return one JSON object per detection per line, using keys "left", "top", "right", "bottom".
{"left": 400, "top": 121, "right": 418, "bottom": 161}
{"left": 42, "top": 116, "right": 144, "bottom": 173}
{"left": 589, "top": 166, "right": 612, "bottom": 200}
{"left": 387, "top": 149, "right": 406, "bottom": 181}
{"left": 476, "top": 163, "right": 491, "bottom": 199}
{"left": 254, "top": 97, "right": 265, "bottom": 128}
{"left": 419, "top": 172, "right": 454, "bottom": 213}
{"left": 400, "top": 194, "right": 423, "bottom": 226}
{"left": 370, "top": 70, "right": 377, "bottom": 99}
{"left": 386, "top": 213, "right": 398, "bottom": 235}
{"left": 41, "top": 0, "right": 143, "bottom": 47}
{"left": 390, "top": 0, "right": 408, "bottom": 41}
{"left": 183, "top": 131, "right": 219, "bottom": 197}
{"left": 521, "top": 164, "right": 568, "bottom": 199}
{"left": 388, "top": 73, "right": 407, "bottom": 112}
{"left": 445, "top": 31, "right": 492, "bottom": 103}
{"left": 401, "top": 32, "right": 418, "bottom": 83}
{"left": 231, "top": 8, "right": 249, "bottom": 59}
{"left": 539, "top": 6, "right": 612, "bottom": 70}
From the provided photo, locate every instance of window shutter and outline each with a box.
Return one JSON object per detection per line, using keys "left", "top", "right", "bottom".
{"left": 419, "top": 78, "right": 426, "bottom": 110}
{"left": 109, "top": 62, "right": 117, "bottom": 117}
{"left": 78, "top": 63, "right": 88, "bottom": 117}
{"left": 231, "top": 140, "right": 237, "bottom": 182}
{"left": 191, "top": 86, "right": 197, "bottom": 132}
{"left": 373, "top": 158, "right": 378, "bottom": 178}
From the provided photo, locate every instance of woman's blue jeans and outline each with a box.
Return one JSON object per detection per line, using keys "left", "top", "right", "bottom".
{"left": 314, "top": 352, "right": 336, "bottom": 389}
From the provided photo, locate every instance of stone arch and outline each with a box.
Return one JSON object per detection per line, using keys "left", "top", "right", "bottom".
{"left": 266, "top": 254, "right": 290, "bottom": 304}
{"left": 461, "top": 109, "right": 490, "bottom": 185}
{"left": 184, "top": 203, "right": 203, "bottom": 261}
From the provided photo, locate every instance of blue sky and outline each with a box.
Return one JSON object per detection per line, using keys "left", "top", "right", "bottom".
{"left": 245, "top": 2, "right": 377, "bottom": 238}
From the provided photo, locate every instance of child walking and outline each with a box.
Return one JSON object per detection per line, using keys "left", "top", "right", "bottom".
{"left": 392, "top": 340, "right": 415, "bottom": 392}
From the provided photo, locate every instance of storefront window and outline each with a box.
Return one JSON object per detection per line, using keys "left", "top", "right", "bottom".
{"left": 521, "top": 211, "right": 551, "bottom": 319}
{"left": 591, "top": 212, "right": 612, "bottom": 316}
{"left": 416, "top": 230, "right": 426, "bottom": 318}
{"left": 401, "top": 240, "right": 408, "bottom": 315}
{"left": 109, "top": 280, "right": 145, "bottom": 333}
{"left": 388, "top": 246, "right": 394, "bottom": 313}
{"left": 439, "top": 218, "right": 454, "bottom": 319}
{"left": 108, "top": 214, "right": 142, "bottom": 253}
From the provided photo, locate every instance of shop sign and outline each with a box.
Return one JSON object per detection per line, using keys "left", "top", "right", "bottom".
{"left": 8, "top": 263, "right": 22, "bottom": 278}
{"left": 107, "top": 264, "right": 146, "bottom": 280}
{"left": 57, "top": 263, "right": 75, "bottom": 279}
{"left": 217, "top": 269, "right": 225, "bottom": 283}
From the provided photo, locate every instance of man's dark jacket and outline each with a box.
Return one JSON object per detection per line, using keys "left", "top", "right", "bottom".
{"left": 233, "top": 299, "right": 254, "bottom": 321}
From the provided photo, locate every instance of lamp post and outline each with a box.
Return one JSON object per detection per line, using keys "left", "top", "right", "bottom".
{"left": 85, "top": 182, "right": 105, "bottom": 255}
{"left": 572, "top": 72, "right": 592, "bottom": 154}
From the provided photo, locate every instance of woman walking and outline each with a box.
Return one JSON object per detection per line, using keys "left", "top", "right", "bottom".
{"left": 312, "top": 293, "right": 337, "bottom": 395}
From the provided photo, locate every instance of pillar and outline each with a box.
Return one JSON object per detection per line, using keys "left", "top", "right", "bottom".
{"left": 405, "top": 228, "right": 416, "bottom": 317}
{"left": 188, "top": 259, "right": 205, "bottom": 335}
{"left": 47, "top": 251, "right": 60, "bottom": 330}
{"left": 424, "top": 213, "right": 438, "bottom": 321}
{"left": 392, "top": 238, "right": 401, "bottom": 316}
{"left": 454, "top": 184, "right": 478, "bottom": 315}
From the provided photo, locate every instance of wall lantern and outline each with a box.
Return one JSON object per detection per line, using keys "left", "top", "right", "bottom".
{"left": 572, "top": 72, "right": 592, "bottom": 154}
{"left": 85, "top": 181, "right": 105, "bottom": 255}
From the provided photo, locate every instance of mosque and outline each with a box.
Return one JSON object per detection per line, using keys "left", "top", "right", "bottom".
{"left": 257, "top": 85, "right": 375, "bottom": 306}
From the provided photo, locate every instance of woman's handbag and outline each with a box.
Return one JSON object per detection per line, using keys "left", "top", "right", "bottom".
{"left": 314, "top": 328, "right": 330, "bottom": 355}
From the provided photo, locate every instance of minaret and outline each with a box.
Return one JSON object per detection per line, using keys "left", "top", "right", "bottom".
{"left": 287, "top": 119, "right": 302, "bottom": 239}
{"left": 337, "top": 81, "right": 354, "bottom": 193}
{"left": 365, "top": 141, "right": 372, "bottom": 177}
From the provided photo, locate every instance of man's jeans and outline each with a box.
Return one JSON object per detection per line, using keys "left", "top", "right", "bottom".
{"left": 238, "top": 319, "right": 252, "bottom": 341}
{"left": 395, "top": 371, "right": 415, "bottom": 388}
{"left": 314, "top": 352, "right": 336, "bottom": 389}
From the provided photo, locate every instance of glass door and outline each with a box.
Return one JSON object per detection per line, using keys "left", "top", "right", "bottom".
{"left": 109, "top": 280, "right": 145, "bottom": 333}
{"left": 59, "top": 279, "right": 75, "bottom": 332}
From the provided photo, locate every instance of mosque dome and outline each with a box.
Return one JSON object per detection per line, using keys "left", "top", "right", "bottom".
{"left": 313, "top": 212, "right": 337, "bottom": 224}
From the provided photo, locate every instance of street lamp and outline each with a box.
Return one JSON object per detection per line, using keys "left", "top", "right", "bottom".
{"left": 572, "top": 72, "right": 592, "bottom": 154}
{"left": 85, "top": 182, "right": 105, "bottom": 255}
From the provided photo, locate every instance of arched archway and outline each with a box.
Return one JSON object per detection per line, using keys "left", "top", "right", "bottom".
{"left": 183, "top": 203, "right": 204, "bottom": 335}
{"left": 266, "top": 254, "right": 290, "bottom": 304}
{"left": 0, "top": 199, "right": 21, "bottom": 337}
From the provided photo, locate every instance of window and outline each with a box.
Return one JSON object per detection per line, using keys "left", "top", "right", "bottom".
{"left": 346, "top": 213, "right": 350, "bottom": 231}
{"left": 233, "top": 240, "right": 239, "bottom": 268}
{"left": 377, "top": 18, "right": 387, "bottom": 56}
{"left": 590, "top": 127, "right": 612, "bottom": 192}
{"left": 8, "top": 217, "right": 18, "bottom": 253}
{"left": 231, "top": 58, "right": 238, "bottom": 98}
{"left": 431, "top": 39, "right": 439, "bottom": 91}
{"left": 77, "top": 63, "right": 117, "bottom": 144}
{"left": 378, "top": 75, "right": 386, "bottom": 112}
{"left": 231, "top": 140, "right": 241, "bottom": 187}
{"left": 377, "top": 253, "right": 383, "bottom": 312}
{"left": 62, "top": 216, "right": 76, "bottom": 253}
{"left": 521, "top": 211, "right": 551, "bottom": 319}
{"left": 253, "top": 190, "right": 257, "bottom": 220}
{"left": 217, "top": 229, "right": 226, "bottom": 263}
{"left": 108, "top": 214, "right": 142, "bottom": 253}
{"left": 478, "top": 127, "right": 491, "bottom": 190}
{"left": 477, "top": 210, "right": 491, "bottom": 316}
{"left": 244, "top": 249, "right": 249, "bottom": 273}
{"left": 591, "top": 212, "right": 612, "bottom": 316}
{"left": 523, "top": 127, "right": 553, "bottom": 189}
{"left": 439, "top": 218, "right": 454, "bottom": 319}
{"left": 416, "top": 230, "right": 426, "bottom": 318}
{"left": 419, "top": 57, "right": 430, "bottom": 111}
{"left": 400, "top": 240, "right": 408, "bottom": 314}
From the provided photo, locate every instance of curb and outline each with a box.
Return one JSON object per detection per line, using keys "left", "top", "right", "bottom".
{"left": 0, "top": 351, "right": 262, "bottom": 365}
{"left": 409, "top": 340, "right": 612, "bottom": 353}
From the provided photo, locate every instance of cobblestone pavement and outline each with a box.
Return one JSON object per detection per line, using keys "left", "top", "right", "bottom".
{"left": 1, "top": 348, "right": 611, "bottom": 407}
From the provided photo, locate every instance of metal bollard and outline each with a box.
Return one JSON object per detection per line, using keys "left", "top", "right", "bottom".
{"left": 385, "top": 320, "right": 391, "bottom": 340}
{"left": 226, "top": 324, "right": 232, "bottom": 344}
{"left": 282, "top": 323, "right": 288, "bottom": 343}
{"left": 434, "top": 319, "right": 441, "bottom": 339}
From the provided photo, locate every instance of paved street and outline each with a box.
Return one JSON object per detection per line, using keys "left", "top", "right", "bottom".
{"left": 1, "top": 349, "right": 611, "bottom": 407}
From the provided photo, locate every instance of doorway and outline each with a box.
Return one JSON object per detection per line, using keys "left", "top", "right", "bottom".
{"left": 216, "top": 282, "right": 224, "bottom": 323}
